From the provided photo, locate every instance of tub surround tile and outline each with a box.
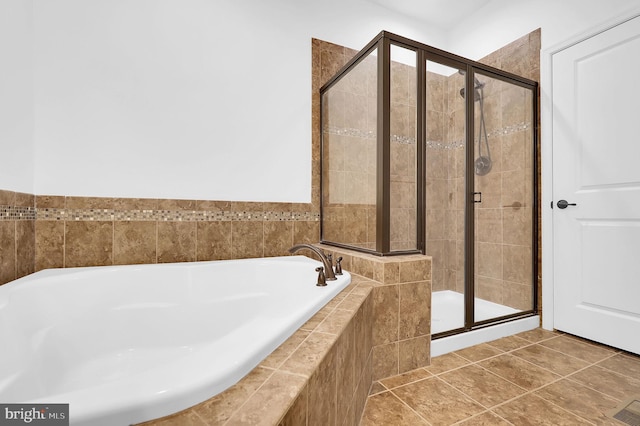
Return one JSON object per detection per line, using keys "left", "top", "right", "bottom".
{"left": 317, "top": 308, "right": 356, "bottom": 336}
{"left": 15, "top": 220, "right": 35, "bottom": 278}
{"left": 263, "top": 221, "right": 293, "bottom": 258}
{"left": 196, "top": 221, "right": 232, "bottom": 261}
{"left": 398, "top": 335, "right": 430, "bottom": 373}
{"left": 279, "top": 331, "right": 339, "bottom": 378}
{"left": 277, "top": 384, "right": 307, "bottom": 426}
{"left": 0, "top": 222, "right": 16, "bottom": 284}
{"left": 399, "top": 281, "right": 430, "bottom": 340}
{"left": 0, "top": 189, "right": 16, "bottom": 205}
{"left": 372, "top": 342, "right": 399, "bottom": 380}
{"left": 15, "top": 192, "right": 35, "bottom": 208}
{"left": 0, "top": 190, "right": 36, "bottom": 285}
{"left": 64, "top": 221, "right": 113, "bottom": 267}
{"left": 336, "top": 321, "right": 357, "bottom": 413}
{"left": 157, "top": 221, "right": 196, "bottom": 263}
{"left": 34, "top": 220, "right": 64, "bottom": 270}
{"left": 260, "top": 329, "right": 311, "bottom": 370}
{"left": 140, "top": 410, "right": 208, "bottom": 426}
{"left": 1, "top": 191, "right": 321, "bottom": 276}
{"left": 226, "top": 371, "right": 307, "bottom": 426}
{"left": 191, "top": 367, "right": 274, "bottom": 425}
{"left": 65, "top": 196, "right": 115, "bottom": 210}
{"left": 307, "top": 343, "right": 337, "bottom": 426}
{"left": 35, "top": 195, "right": 65, "bottom": 209}
{"left": 372, "top": 284, "right": 399, "bottom": 346}
{"left": 114, "top": 221, "right": 157, "bottom": 265}
{"left": 113, "top": 197, "right": 159, "bottom": 211}
{"left": 148, "top": 271, "right": 375, "bottom": 426}
{"left": 231, "top": 221, "right": 264, "bottom": 260}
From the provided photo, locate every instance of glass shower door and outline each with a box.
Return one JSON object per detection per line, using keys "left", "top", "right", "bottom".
{"left": 473, "top": 72, "right": 535, "bottom": 324}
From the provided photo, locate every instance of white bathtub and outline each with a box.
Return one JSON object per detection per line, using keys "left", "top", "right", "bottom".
{"left": 0, "top": 256, "right": 351, "bottom": 425}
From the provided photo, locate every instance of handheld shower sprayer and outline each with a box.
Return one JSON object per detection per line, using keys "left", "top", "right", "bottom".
{"left": 458, "top": 70, "right": 492, "bottom": 176}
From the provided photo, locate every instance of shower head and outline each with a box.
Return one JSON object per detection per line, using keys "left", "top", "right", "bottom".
{"left": 459, "top": 85, "right": 483, "bottom": 100}
{"left": 457, "top": 70, "right": 485, "bottom": 100}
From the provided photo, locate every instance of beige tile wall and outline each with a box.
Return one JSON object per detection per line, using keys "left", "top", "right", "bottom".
{"left": 33, "top": 196, "right": 320, "bottom": 272}
{"left": 0, "top": 190, "right": 321, "bottom": 286}
{"left": 321, "top": 246, "right": 432, "bottom": 381}
{"left": 0, "top": 189, "right": 36, "bottom": 284}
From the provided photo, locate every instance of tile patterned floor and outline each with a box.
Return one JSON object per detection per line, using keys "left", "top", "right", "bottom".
{"left": 361, "top": 329, "right": 640, "bottom": 425}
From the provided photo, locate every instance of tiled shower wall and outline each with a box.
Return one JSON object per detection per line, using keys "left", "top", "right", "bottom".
{"left": 320, "top": 47, "right": 419, "bottom": 252}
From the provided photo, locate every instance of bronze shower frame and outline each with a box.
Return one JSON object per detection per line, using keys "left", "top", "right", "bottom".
{"left": 319, "top": 31, "right": 539, "bottom": 334}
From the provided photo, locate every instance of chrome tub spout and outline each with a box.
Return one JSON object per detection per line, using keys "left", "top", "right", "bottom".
{"left": 288, "top": 244, "right": 337, "bottom": 281}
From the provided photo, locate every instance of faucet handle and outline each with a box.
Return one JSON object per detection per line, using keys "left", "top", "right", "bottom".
{"left": 315, "top": 267, "right": 327, "bottom": 287}
{"left": 335, "top": 256, "right": 343, "bottom": 275}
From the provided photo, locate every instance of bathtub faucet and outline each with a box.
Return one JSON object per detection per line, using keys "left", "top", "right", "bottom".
{"left": 288, "top": 244, "right": 337, "bottom": 281}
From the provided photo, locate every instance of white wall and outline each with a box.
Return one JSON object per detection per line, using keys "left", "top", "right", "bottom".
{"left": 20, "top": 0, "right": 640, "bottom": 202}
{"left": 447, "top": 0, "right": 640, "bottom": 60}
{"left": 0, "top": 0, "right": 34, "bottom": 194}
{"left": 32, "top": 0, "right": 446, "bottom": 202}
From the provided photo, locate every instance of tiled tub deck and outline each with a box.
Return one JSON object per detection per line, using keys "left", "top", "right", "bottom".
{"left": 140, "top": 249, "right": 432, "bottom": 425}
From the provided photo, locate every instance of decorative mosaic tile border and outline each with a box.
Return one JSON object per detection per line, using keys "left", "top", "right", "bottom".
{"left": 0, "top": 206, "right": 37, "bottom": 221}
{"left": 326, "top": 121, "right": 531, "bottom": 151}
{"left": 35, "top": 208, "right": 319, "bottom": 222}
{"left": 0, "top": 205, "right": 319, "bottom": 222}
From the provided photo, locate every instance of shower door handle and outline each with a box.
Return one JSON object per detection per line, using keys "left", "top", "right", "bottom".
{"left": 557, "top": 200, "right": 577, "bottom": 209}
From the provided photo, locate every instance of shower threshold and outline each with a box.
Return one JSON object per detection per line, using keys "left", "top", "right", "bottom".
{"left": 431, "top": 290, "right": 539, "bottom": 356}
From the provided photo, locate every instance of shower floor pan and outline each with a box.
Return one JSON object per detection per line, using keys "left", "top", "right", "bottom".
{"left": 431, "top": 290, "right": 539, "bottom": 356}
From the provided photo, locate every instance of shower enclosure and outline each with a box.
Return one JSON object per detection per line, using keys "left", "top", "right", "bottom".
{"left": 320, "top": 31, "right": 538, "bottom": 341}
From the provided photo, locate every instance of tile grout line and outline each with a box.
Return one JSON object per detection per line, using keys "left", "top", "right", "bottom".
{"left": 466, "top": 342, "right": 615, "bottom": 426}
{"left": 386, "top": 387, "right": 434, "bottom": 426}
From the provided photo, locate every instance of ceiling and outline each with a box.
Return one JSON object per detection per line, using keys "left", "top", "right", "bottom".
{"left": 364, "top": 0, "right": 493, "bottom": 29}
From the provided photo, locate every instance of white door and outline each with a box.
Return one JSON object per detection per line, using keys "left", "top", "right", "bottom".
{"left": 553, "top": 15, "right": 640, "bottom": 355}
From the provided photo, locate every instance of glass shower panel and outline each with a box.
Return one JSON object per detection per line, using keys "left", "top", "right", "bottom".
{"left": 390, "top": 45, "right": 418, "bottom": 252}
{"left": 473, "top": 72, "right": 534, "bottom": 323}
{"left": 321, "top": 49, "right": 378, "bottom": 250}
{"left": 427, "top": 61, "right": 467, "bottom": 335}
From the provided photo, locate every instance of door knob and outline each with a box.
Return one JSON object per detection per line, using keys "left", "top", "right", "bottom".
{"left": 557, "top": 199, "right": 577, "bottom": 209}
